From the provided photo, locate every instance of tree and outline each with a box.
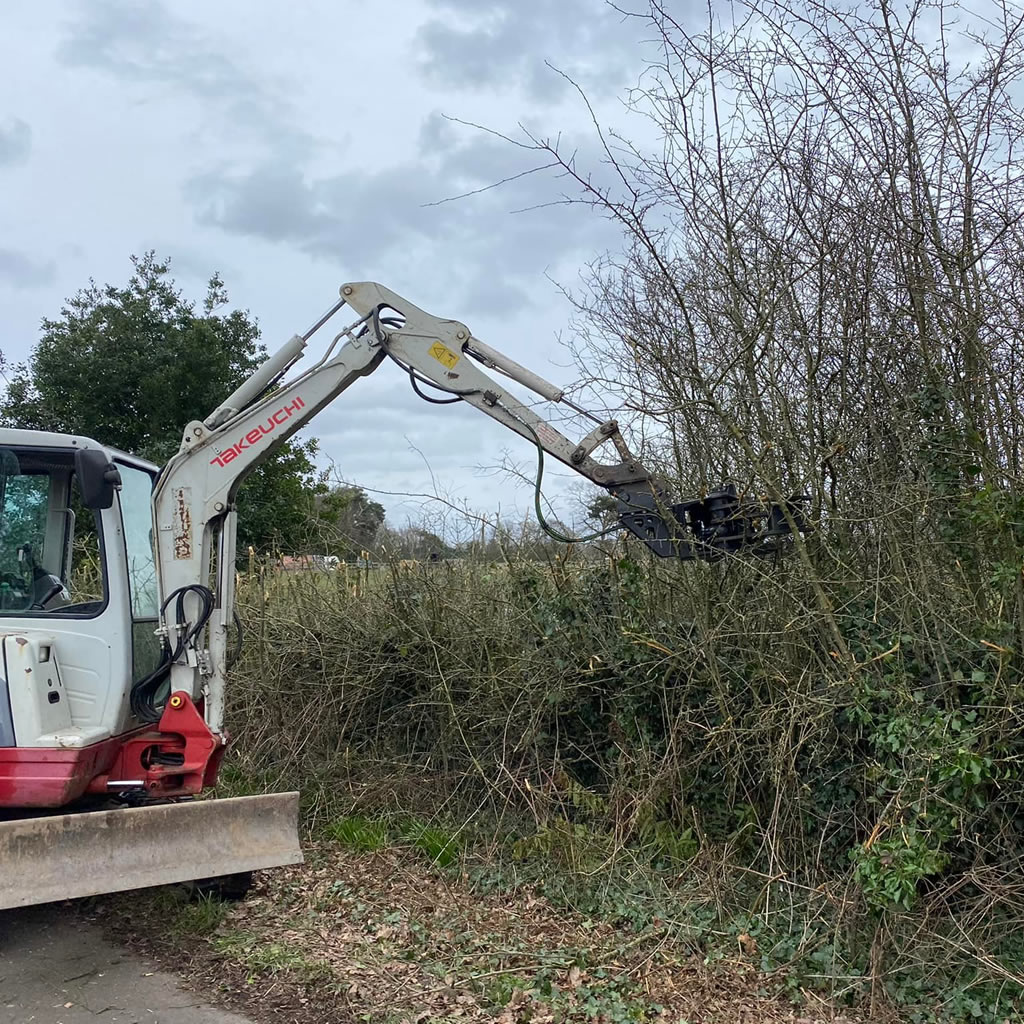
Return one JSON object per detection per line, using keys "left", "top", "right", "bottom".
{"left": 309, "top": 485, "right": 386, "bottom": 559}
{"left": 377, "top": 525, "right": 453, "bottom": 561}
{"left": 507, "top": 0, "right": 1024, "bottom": 989}
{"left": 584, "top": 493, "right": 618, "bottom": 527}
{"left": 2, "top": 253, "right": 321, "bottom": 552}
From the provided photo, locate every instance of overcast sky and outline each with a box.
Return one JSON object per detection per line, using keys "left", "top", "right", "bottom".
{"left": 0, "top": 0, "right": 665, "bottom": 534}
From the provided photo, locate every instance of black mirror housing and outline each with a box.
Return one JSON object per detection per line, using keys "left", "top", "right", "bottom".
{"left": 75, "top": 448, "right": 121, "bottom": 509}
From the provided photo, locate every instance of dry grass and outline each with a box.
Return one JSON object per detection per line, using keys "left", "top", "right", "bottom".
{"left": 213, "top": 550, "right": 1024, "bottom": 1021}
{"left": 204, "top": 3, "right": 1024, "bottom": 1017}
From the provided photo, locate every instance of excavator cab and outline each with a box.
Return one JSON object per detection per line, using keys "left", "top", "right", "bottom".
{"left": 0, "top": 434, "right": 161, "bottom": 789}
{"left": 0, "top": 442, "right": 152, "bottom": 609}
{"left": 0, "top": 440, "right": 158, "bottom": 617}
{"left": 0, "top": 431, "right": 301, "bottom": 910}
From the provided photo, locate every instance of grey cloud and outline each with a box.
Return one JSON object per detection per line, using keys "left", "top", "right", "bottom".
{"left": 0, "top": 118, "right": 31, "bottom": 166}
{"left": 461, "top": 275, "right": 530, "bottom": 317}
{"left": 306, "top": 389, "right": 496, "bottom": 481}
{"left": 187, "top": 165, "right": 329, "bottom": 246}
{"left": 416, "top": 0, "right": 640, "bottom": 100}
{"left": 417, "top": 112, "right": 459, "bottom": 154}
{"left": 59, "top": 1, "right": 243, "bottom": 95}
{"left": 186, "top": 123, "right": 619, "bottom": 315}
{"left": 0, "top": 250, "right": 56, "bottom": 288}
{"left": 56, "top": 0, "right": 311, "bottom": 151}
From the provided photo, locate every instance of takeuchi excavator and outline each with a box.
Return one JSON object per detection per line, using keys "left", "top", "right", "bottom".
{"left": 0, "top": 282, "right": 805, "bottom": 910}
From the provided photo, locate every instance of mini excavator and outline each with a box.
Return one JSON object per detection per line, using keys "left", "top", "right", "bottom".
{"left": 0, "top": 283, "right": 805, "bottom": 909}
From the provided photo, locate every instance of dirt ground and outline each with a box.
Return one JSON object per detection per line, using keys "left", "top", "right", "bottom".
{"left": 84, "top": 842, "right": 877, "bottom": 1024}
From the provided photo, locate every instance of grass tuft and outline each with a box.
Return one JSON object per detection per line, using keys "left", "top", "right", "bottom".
{"left": 325, "top": 813, "right": 390, "bottom": 851}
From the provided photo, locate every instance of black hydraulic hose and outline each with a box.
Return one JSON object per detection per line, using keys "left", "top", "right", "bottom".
{"left": 369, "top": 305, "right": 482, "bottom": 400}
{"left": 409, "top": 370, "right": 463, "bottom": 404}
{"left": 519, "top": 421, "right": 621, "bottom": 544}
{"left": 380, "top": 303, "right": 616, "bottom": 546}
{"left": 130, "top": 584, "right": 215, "bottom": 722}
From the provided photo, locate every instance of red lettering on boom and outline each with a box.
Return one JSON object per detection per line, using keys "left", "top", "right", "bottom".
{"left": 209, "top": 395, "right": 305, "bottom": 468}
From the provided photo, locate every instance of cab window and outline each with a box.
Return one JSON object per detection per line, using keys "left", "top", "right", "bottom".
{"left": 116, "top": 462, "right": 162, "bottom": 681}
{"left": 0, "top": 447, "right": 106, "bottom": 615}
{"left": 117, "top": 464, "right": 158, "bottom": 619}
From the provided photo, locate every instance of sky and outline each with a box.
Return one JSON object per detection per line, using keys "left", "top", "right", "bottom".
{"left": 0, "top": 0, "right": 662, "bottom": 535}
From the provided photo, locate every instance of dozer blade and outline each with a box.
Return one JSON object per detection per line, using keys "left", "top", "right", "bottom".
{"left": 0, "top": 792, "right": 303, "bottom": 911}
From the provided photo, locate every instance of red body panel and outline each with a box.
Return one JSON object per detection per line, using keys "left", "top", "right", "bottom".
{"left": 0, "top": 735, "right": 125, "bottom": 807}
{"left": 0, "top": 694, "right": 225, "bottom": 809}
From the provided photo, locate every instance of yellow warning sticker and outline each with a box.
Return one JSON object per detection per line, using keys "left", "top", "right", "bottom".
{"left": 429, "top": 341, "right": 460, "bottom": 370}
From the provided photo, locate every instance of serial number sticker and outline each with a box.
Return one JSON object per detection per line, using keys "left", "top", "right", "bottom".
{"left": 429, "top": 341, "right": 460, "bottom": 369}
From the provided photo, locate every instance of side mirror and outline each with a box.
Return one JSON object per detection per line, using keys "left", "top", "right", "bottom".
{"left": 75, "top": 448, "right": 122, "bottom": 510}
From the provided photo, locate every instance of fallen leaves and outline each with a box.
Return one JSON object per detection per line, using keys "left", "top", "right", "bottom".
{"left": 90, "top": 843, "right": 876, "bottom": 1024}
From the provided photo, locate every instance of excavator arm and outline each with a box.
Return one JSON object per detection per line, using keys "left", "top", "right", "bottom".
{"left": 0, "top": 281, "right": 807, "bottom": 912}
{"left": 146, "top": 282, "right": 805, "bottom": 737}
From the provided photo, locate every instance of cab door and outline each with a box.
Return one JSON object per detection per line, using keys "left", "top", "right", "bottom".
{"left": 112, "top": 459, "right": 161, "bottom": 734}
{"left": 0, "top": 442, "right": 129, "bottom": 747}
